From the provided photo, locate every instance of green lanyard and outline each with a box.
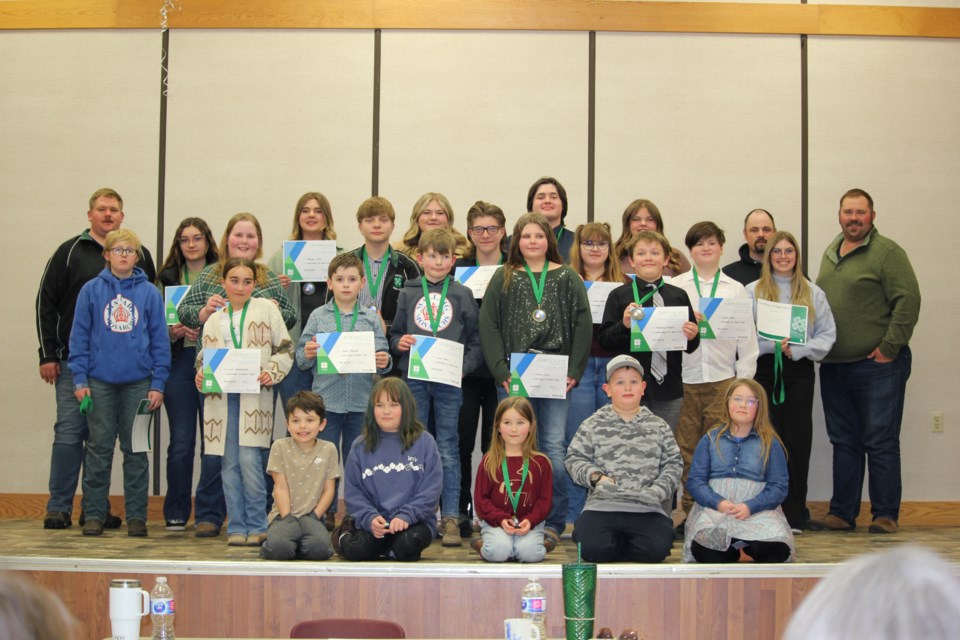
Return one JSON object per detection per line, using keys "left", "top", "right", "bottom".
{"left": 227, "top": 299, "right": 250, "bottom": 348}
{"left": 631, "top": 278, "right": 663, "bottom": 307}
{"left": 334, "top": 303, "right": 359, "bottom": 333}
{"left": 362, "top": 246, "right": 391, "bottom": 304}
{"left": 501, "top": 457, "right": 530, "bottom": 516}
{"left": 182, "top": 268, "right": 191, "bottom": 286}
{"left": 692, "top": 267, "right": 720, "bottom": 298}
{"left": 421, "top": 276, "right": 450, "bottom": 336}
{"left": 522, "top": 262, "right": 549, "bottom": 308}
{"left": 772, "top": 342, "right": 786, "bottom": 405}
{"left": 556, "top": 227, "right": 564, "bottom": 244}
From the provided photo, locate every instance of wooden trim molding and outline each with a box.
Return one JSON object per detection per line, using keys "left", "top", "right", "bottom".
{"left": 1, "top": 0, "right": 959, "bottom": 39}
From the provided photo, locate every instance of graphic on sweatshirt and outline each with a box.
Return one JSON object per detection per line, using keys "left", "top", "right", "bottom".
{"left": 102, "top": 294, "right": 139, "bottom": 333}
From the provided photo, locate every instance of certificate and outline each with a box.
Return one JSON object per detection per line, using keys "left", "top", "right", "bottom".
{"left": 164, "top": 285, "right": 190, "bottom": 325}
{"left": 584, "top": 281, "right": 621, "bottom": 324}
{"left": 698, "top": 297, "right": 753, "bottom": 340}
{"left": 454, "top": 265, "right": 500, "bottom": 299}
{"left": 630, "top": 306, "right": 689, "bottom": 352}
{"left": 283, "top": 240, "right": 338, "bottom": 282}
{"left": 756, "top": 299, "right": 808, "bottom": 345}
{"left": 314, "top": 331, "right": 376, "bottom": 374}
{"left": 131, "top": 399, "right": 155, "bottom": 453}
{"left": 509, "top": 353, "right": 569, "bottom": 400}
{"left": 408, "top": 335, "right": 465, "bottom": 388}
{"left": 202, "top": 348, "right": 261, "bottom": 394}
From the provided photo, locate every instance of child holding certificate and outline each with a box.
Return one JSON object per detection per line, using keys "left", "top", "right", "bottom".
{"left": 333, "top": 378, "right": 442, "bottom": 562}
{"left": 671, "top": 222, "right": 758, "bottom": 537}
{"left": 747, "top": 231, "right": 835, "bottom": 532}
{"left": 194, "top": 257, "right": 294, "bottom": 547}
{"left": 69, "top": 229, "right": 170, "bottom": 537}
{"left": 683, "top": 379, "right": 793, "bottom": 563}
{"left": 390, "top": 228, "right": 483, "bottom": 547}
{"left": 296, "top": 253, "right": 392, "bottom": 530}
{"left": 472, "top": 397, "right": 553, "bottom": 562}
{"left": 479, "top": 212, "right": 593, "bottom": 552}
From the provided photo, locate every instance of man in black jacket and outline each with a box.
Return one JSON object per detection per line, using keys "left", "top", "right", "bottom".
{"left": 722, "top": 209, "right": 776, "bottom": 286}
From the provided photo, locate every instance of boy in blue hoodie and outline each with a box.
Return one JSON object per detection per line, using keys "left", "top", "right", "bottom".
{"left": 69, "top": 229, "right": 170, "bottom": 537}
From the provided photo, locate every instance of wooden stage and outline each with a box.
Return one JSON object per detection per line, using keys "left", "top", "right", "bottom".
{"left": 2, "top": 500, "right": 959, "bottom": 640}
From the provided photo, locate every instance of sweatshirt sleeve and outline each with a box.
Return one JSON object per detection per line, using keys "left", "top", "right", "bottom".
{"left": 393, "top": 435, "right": 443, "bottom": 528}
{"left": 687, "top": 435, "right": 726, "bottom": 509}
{"left": 567, "top": 272, "right": 594, "bottom": 381}
{"left": 652, "top": 422, "right": 683, "bottom": 505}
{"left": 479, "top": 269, "right": 510, "bottom": 384}
{"left": 744, "top": 440, "right": 789, "bottom": 514}
{"left": 598, "top": 287, "right": 630, "bottom": 353}
{"left": 565, "top": 417, "right": 602, "bottom": 488}
{"left": 473, "top": 457, "right": 511, "bottom": 527}
{"left": 878, "top": 246, "right": 920, "bottom": 359}
{"left": 460, "top": 291, "right": 483, "bottom": 375}
{"left": 36, "top": 246, "right": 67, "bottom": 364}
{"left": 525, "top": 455, "right": 553, "bottom": 527}
{"left": 67, "top": 284, "right": 94, "bottom": 387}
{"left": 145, "top": 287, "right": 172, "bottom": 392}
{"left": 343, "top": 445, "right": 379, "bottom": 533}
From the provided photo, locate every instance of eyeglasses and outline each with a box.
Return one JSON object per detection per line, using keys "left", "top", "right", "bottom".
{"left": 580, "top": 240, "right": 609, "bottom": 249}
{"left": 179, "top": 235, "right": 205, "bottom": 246}
{"left": 468, "top": 225, "right": 502, "bottom": 236}
{"left": 109, "top": 247, "right": 138, "bottom": 256}
{"left": 770, "top": 247, "right": 796, "bottom": 256}
{"left": 730, "top": 395, "right": 759, "bottom": 408}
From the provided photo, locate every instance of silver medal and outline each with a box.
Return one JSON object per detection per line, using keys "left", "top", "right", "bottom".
{"left": 302, "top": 282, "right": 316, "bottom": 296}
{"left": 532, "top": 308, "right": 547, "bottom": 323}
{"left": 630, "top": 306, "right": 645, "bottom": 321}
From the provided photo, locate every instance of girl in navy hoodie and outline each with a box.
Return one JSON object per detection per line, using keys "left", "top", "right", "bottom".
{"left": 69, "top": 229, "right": 170, "bottom": 537}
{"left": 334, "top": 377, "right": 442, "bottom": 561}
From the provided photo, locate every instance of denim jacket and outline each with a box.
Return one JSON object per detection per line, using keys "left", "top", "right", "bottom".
{"left": 687, "top": 427, "right": 788, "bottom": 514}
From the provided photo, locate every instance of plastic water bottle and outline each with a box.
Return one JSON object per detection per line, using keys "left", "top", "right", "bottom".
{"left": 521, "top": 576, "right": 547, "bottom": 639}
{"left": 150, "top": 577, "right": 176, "bottom": 639}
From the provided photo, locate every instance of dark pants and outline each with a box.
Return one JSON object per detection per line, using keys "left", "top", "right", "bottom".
{"left": 690, "top": 540, "right": 790, "bottom": 563}
{"left": 573, "top": 510, "right": 674, "bottom": 563}
{"left": 339, "top": 522, "right": 433, "bottom": 562}
{"left": 162, "top": 347, "right": 204, "bottom": 523}
{"left": 819, "top": 347, "right": 912, "bottom": 525}
{"left": 755, "top": 354, "right": 814, "bottom": 530}
{"left": 457, "top": 375, "right": 498, "bottom": 518}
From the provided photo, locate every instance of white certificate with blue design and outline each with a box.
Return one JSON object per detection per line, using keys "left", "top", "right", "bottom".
{"left": 283, "top": 240, "right": 337, "bottom": 282}
{"left": 698, "top": 297, "right": 753, "bottom": 340}
{"left": 202, "top": 348, "right": 261, "bottom": 394}
{"left": 164, "top": 285, "right": 190, "bottom": 325}
{"left": 508, "top": 353, "right": 568, "bottom": 400}
{"left": 584, "top": 281, "right": 621, "bottom": 324}
{"left": 630, "top": 306, "right": 689, "bottom": 352}
{"left": 408, "top": 335, "right": 464, "bottom": 388}
{"left": 313, "top": 331, "right": 376, "bottom": 375}
{"left": 454, "top": 266, "right": 500, "bottom": 299}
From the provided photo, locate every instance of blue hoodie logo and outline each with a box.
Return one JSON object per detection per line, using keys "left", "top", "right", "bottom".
{"left": 102, "top": 293, "right": 139, "bottom": 333}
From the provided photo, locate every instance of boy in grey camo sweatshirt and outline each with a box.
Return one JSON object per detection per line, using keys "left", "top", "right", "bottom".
{"left": 566, "top": 355, "right": 682, "bottom": 562}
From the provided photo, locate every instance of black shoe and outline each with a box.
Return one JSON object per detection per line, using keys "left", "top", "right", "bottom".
{"left": 128, "top": 519, "right": 148, "bottom": 537}
{"left": 43, "top": 511, "right": 72, "bottom": 529}
{"left": 458, "top": 513, "right": 473, "bottom": 538}
{"left": 331, "top": 515, "right": 356, "bottom": 557}
{"left": 674, "top": 519, "right": 686, "bottom": 540}
{"left": 104, "top": 513, "right": 123, "bottom": 529}
{"left": 82, "top": 519, "right": 104, "bottom": 536}
{"left": 165, "top": 519, "right": 187, "bottom": 531}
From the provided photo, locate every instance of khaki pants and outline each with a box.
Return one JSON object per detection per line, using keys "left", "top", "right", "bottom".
{"left": 676, "top": 378, "right": 733, "bottom": 514}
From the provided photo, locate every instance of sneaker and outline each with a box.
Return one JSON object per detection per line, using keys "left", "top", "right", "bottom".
{"left": 165, "top": 519, "right": 187, "bottom": 531}
{"left": 82, "top": 519, "right": 104, "bottom": 536}
{"left": 543, "top": 528, "right": 561, "bottom": 553}
{"left": 441, "top": 516, "right": 463, "bottom": 547}
{"left": 227, "top": 533, "right": 246, "bottom": 547}
{"left": 674, "top": 519, "right": 686, "bottom": 540}
{"left": 43, "top": 511, "right": 72, "bottom": 530}
{"left": 324, "top": 513, "right": 336, "bottom": 532}
{"left": 808, "top": 514, "right": 854, "bottom": 532}
{"left": 127, "top": 519, "right": 148, "bottom": 537}
{"left": 458, "top": 513, "right": 473, "bottom": 538}
{"left": 246, "top": 533, "right": 267, "bottom": 547}
{"left": 195, "top": 522, "right": 221, "bottom": 538}
{"left": 790, "top": 527, "right": 803, "bottom": 535}
{"left": 470, "top": 535, "right": 483, "bottom": 555}
{"left": 869, "top": 517, "right": 898, "bottom": 534}
{"left": 331, "top": 515, "right": 356, "bottom": 556}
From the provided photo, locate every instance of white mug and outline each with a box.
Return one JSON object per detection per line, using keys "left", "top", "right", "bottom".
{"left": 505, "top": 618, "right": 542, "bottom": 640}
{"left": 109, "top": 578, "right": 150, "bottom": 640}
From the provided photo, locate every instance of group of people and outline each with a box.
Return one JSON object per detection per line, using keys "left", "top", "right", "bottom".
{"left": 35, "top": 180, "right": 920, "bottom": 563}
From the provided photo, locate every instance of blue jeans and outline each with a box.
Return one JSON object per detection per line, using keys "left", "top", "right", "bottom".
{"left": 819, "top": 346, "right": 912, "bottom": 524}
{"left": 318, "top": 411, "right": 364, "bottom": 514}
{"left": 275, "top": 363, "right": 313, "bottom": 411}
{"left": 162, "top": 347, "right": 203, "bottom": 523}
{"left": 409, "top": 379, "right": 463, "bottom": 518}
{"left": 222, "top": 394, "right": 268, "bottom": 536}
{"left": 47, "top": 361, "right": 91, "bottom": 514}
{"left": 564, "top": 356, "right": 611, "bottom": 522}
{"left": 479, "top": 521, "right": 546, "bottom": 563}
{"left": 81, "top": 378, "right": 150, "bottom": 522}
{"left": 497, "top": 387, "right": 569, "bottom": 535}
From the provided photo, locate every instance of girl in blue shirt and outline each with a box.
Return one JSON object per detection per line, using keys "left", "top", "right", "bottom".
{"left": 683, "top": 379, "right": 794, "bottom": 563}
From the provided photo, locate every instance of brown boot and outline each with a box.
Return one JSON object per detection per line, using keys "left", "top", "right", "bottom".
{"left": 868, "top": 517, "right": 898, "bottom": 534}
{"left": 441, "top": 517, "right": 463, "bottom": 547}
{"left": 808, "top": 514, "right": 854, "bottom": 532}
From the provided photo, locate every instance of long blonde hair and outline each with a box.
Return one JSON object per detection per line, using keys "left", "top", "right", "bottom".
{"left": 483, "top": 397, "right": 549, "bottom": 481}
{"left": 712, "top": 379, "right": 785, "bottom": 470}
{"left": 570, "top": 222, "right": 626, "bottom": 283}
{"left": 754, "top": 230, "right": 815, "bottom": 323}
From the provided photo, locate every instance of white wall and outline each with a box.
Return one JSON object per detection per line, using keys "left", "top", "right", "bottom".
{"left": 2, "top": 27, "right": 956, "bottom": 503}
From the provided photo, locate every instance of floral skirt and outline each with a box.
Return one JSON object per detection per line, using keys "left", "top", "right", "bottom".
{"left": 682, "top": 477, "right": 795, "bottom": 563}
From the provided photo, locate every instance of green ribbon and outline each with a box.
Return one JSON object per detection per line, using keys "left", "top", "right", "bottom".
{"left": 228, "top": 299, "right": 250, "bottom": 348}
{"left": 631, "top": 278, "right": 663, "bottom": 308}
{"left": 501, "top": 458, "right": 530, "bottom": 516}
{"left": 421, "top": 276, "right": 450, "bottom": 336}
{"left": 772, "top": 341, "right": 786, "bottom": 405}
{"left": 522, "top": 262, "right": 549, "bottom": 308}
{"left": 692, "top": 267, "right": 720, "bottom": 335}
{"left": 334, "top": 303, "right": 359, "bottom": 333}
{"left": 362, "top": 246, "right": 391, "bottom": 306}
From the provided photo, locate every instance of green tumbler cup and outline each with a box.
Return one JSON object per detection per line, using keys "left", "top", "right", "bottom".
{"left": 562, "top": 561, "right": 597, "bottom": 640}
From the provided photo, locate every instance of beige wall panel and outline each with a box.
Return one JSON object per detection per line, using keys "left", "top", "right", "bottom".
{"left": 163, "top": 30, "right": 374, "bottom": 261}
{"left": 812, "top": 0, "right": 960, "bottom": 8}
{"left": 378, "top": 31, "right": 589, "bottom": 234}
{"left": 807, "top": 36, "right": 960, "bottom": 501}
{"left": 0, "top": 30, "right": 160, "bottom": 493}
{"left": 595, "top": 33, "right": 801, "bottom": 265}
